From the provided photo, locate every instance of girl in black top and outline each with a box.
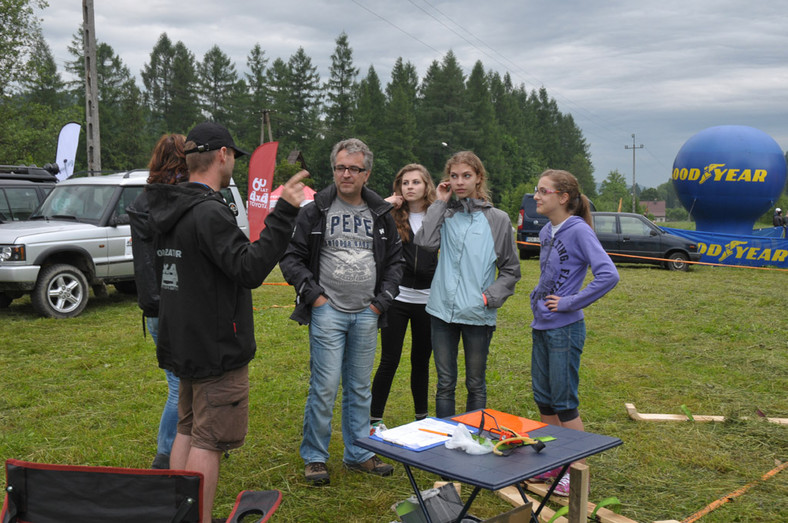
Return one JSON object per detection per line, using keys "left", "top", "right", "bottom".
{"left": 371, "top": 164, "right": 438, "bottom": 426}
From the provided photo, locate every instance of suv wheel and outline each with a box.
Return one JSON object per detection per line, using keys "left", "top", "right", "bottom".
{"left": 32, "top": 264, "right": 89, "bottom": 318}
{"left": 666, "top": 252, "right": 689, "bottom": 271}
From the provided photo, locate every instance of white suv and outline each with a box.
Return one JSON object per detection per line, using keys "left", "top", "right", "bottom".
{"left": 0, "top": 170, "right": 249, "bottom": 318}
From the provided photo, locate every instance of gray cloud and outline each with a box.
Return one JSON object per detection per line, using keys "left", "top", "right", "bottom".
{"left": 39, "top": 0, "right": 788, "bottom": 188}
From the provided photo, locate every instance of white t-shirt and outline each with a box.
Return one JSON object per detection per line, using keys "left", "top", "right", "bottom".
{"left": 551, "top": 217, "right": 570, "bottom": 240}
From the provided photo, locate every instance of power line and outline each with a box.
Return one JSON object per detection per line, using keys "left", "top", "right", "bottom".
{"left": 348, "top": 0, "right": 442, "bottom": 55}
{"left": 358, "top": 0, "right": 633, "bottom": 167}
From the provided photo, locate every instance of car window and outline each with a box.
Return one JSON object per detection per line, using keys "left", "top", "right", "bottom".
{"left": 38, "top": 185, "right": 116, "bottom": 222}
{"left": 0, "top": 189, "right": 10, "bottom": 221}
{"left": 620, "top": 216, "right": 653, "bottom": 236}
{"left": 594, "top": 215, "right": 617, "bottom": 234}
{"left": 7, "top": 187, "right": 43, "bottom": 220}
{"left": 114, "top": 186, "right": 144, "bottom": 218}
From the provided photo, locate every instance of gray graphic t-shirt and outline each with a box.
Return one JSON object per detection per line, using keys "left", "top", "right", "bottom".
{"left": 319, "top": 197, "right": 376, "bottom": 312}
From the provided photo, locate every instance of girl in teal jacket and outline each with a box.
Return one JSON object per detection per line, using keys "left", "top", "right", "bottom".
{"left": 415, "top": 151, "right": 521, "bottom": 418}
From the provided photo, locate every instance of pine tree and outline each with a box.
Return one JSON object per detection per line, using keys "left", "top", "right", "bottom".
{"left": 287, "top": 47, "right": 322, "bottom": 145}
{"left": 197, "top": 45, "right": 238, "bottom": 124}
{"left": 416, "top": 51, "right": 469, "bottom": 176}
{"left": 66, "top": 33, "right": 148, "bottom": 170}
{"left": 383, "top": 58, "right": 419, "bottom": 173}
{"left": 465, "top": 61, "right": 506, "bottom": 200}
{"left": 20, "top": 31, "right": 68, "bottom": 109}
{"left": 324, "top": 32, "right": 358, "bottom": 145}
{"left": 168, "top": 42, "right": 201, "bottom": 133}
{"left": 354, "top": 66, "right": 390, "bottom": 195}
{"left": 141, "top": 33, "right": 174, "bottom": 133}
{"left": 244, "top": 43, "right": 269, "bottom": 145}
{"left": 266, "top": 57, "right": 294, "bottom": 142}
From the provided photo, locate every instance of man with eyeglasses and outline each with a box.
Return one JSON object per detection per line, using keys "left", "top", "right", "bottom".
{"left": 280, "top": 138, "right": 404, "bottom": 485}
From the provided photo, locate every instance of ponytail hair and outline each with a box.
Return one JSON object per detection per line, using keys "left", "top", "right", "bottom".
{"left": 539, "top": 169, "right": 592, "bottom": 226}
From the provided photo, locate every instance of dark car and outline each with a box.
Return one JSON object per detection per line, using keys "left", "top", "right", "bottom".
{"left": 0, "top": 165, "right": 58, "bottom": 223}
{"left": 516, "top": 192, "right": 596, "bottom": 259}
{"left": 591, "top": 212, "right": 701, "bottom": 271}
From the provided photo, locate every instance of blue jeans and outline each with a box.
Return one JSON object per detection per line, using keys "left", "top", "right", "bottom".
{"left": 431, "top": 316, "right": 495, "bottom": 418}
{"left": 531, "top": 320, "right": 585, "bottom": 413}
{"left": 147, "top": 317, "right": 179, "bottom": 456}
{"left": 301, "top": 304, "right": 379, "bottom": 465}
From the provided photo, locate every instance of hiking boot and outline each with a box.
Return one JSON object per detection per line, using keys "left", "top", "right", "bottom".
{"left": 344, "top": 455, "right": 394, "bottom": 476}
{"left": 305, "top": 462, "right": 330, "bottom": 486}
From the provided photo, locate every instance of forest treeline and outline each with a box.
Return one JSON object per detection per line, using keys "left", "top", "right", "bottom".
{"left": 1, "top": 5, "right": 702, "bottom": 220}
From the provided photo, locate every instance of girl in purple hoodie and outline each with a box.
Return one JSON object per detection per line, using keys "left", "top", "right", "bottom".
{"left": 529, "top": 169, "right": 619, "bottom": 495}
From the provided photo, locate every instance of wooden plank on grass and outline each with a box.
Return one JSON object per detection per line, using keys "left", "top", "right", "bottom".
{"left": 524, "top": 482, "right": 638, "bottom": 523}
{"left": 625, "top": 403, "right": 788, "bottom": 425}
{"left": 496, "top": 485, "right": 567, "bottom": 523}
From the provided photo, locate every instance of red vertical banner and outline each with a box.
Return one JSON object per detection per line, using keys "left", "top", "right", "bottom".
{"left": 247, "top": 141, "right": 278, "bottom": 239}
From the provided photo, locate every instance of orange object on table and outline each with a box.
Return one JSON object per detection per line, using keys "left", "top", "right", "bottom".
{"left": 451, "top": 409, "right": 547, "bottom": 438}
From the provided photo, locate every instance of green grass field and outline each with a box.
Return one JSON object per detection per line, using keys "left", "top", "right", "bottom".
{"left": 1, "top": 260, "right": 786, "bottom": 522}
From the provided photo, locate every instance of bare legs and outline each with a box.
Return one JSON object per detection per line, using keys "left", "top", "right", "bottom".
{"left": 170, "top": 433, "right": 222, "bottom": 523}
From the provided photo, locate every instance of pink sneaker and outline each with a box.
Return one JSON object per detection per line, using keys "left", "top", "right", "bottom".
{"left": 530, "top": 467, "right": 560, "bottom": 482}
{"left": 553, "top": 474, "right": 571, "bottom": 496}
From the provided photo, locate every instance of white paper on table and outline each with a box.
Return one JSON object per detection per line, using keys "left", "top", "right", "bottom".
{"left": 377, "top": 418, "right": 477, "bottom": 450}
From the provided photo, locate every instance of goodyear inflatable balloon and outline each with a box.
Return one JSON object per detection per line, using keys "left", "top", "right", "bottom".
{"left": 672, "top": 125, "right": 786, "bottom": 235}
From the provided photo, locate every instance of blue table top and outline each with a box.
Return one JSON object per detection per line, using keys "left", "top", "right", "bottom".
{"left": 356, "top": 421, "right": 622, "bottom": 491}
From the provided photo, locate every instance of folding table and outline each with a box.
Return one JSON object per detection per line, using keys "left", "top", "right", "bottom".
{"left": 356, "top": 413, "right": 622, "bottom": 523}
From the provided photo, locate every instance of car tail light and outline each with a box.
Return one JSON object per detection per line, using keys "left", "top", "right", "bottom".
{"left": 517, "top": 210, "right": 524, "bottom": 230}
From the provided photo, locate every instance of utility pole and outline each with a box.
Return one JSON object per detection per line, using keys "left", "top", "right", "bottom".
{"left": 82, "top": 0, "right": 100, "bottom": 175}
{"left": 260, "top": 109, "right": 274, "bottom": 144}
{"left": 625, "top": 134, "right": 643, "bottom": 213}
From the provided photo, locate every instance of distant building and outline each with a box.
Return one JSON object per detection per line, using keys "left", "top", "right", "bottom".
{"left": 641, "top": 200, "right": 666, "bottom": 222}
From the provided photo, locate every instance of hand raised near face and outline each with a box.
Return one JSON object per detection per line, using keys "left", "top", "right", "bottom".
{"left": 385, "top": 193, "right": 404, "bottom": 209}
{"left": 436, "top": 181, "right": 452, "bottom": 202}
{"left": 279, "top": 170, "right": 310, "bottom": 208}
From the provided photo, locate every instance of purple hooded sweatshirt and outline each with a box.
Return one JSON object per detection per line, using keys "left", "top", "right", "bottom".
{"left": 530, "top": 215, "right": 619, "bottom": 330}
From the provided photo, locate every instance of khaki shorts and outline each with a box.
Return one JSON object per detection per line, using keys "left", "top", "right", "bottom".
{"left": 177, "top": 365, "right": 249, "bottom": 452}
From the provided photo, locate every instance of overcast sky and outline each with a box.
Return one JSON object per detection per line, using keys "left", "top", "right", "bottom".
{"left": 38, "top": 1, "right": 788, "bottom": 189}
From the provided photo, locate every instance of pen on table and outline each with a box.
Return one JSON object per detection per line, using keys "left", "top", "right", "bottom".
{"left": 418, "top": 428, "right": 451, "bottom": 436}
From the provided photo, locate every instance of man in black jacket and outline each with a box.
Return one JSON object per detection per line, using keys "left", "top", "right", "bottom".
{"left": 280, "top": 138, "right": 404, "bottom": 486}
{"left": 147, "top": 121, "right": 307, "bottom": 523}
{"left": 774, "top": 208, "right": 786, "bottom": 237}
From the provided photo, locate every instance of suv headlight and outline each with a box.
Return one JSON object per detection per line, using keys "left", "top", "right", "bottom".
{"left": 0, "top": 245, "right": 26, "bottom": 262}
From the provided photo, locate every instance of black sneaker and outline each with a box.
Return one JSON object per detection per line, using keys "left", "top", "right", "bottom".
{"left": 344, "top": 455, "right": 394, "bottom": 476}
{"left": 305, "top": 462, "right": 330, "bottom": 486}
{"left": 151, "top": 453, "right": 170, "bottom": 469}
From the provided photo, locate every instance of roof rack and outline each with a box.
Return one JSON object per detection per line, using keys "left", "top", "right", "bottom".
{"left": 0, "top": 164, "right": 59, "bottom": 183}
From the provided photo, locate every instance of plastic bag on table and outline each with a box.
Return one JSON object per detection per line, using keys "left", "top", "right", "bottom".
{"left": 445, "top": 423, "right": 493, "bottom": 455}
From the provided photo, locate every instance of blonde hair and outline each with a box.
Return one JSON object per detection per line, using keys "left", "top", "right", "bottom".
{"left": 442, "top": 151, "right": 491, "bottom": 203}
{"left": 539, "top": 169, "right": 592, "bottom": 226}
{"left": 391, "top": 164, "right": 436, "bottom": 242}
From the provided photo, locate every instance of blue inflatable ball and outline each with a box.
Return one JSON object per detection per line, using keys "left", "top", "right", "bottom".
{"left": 672, "top": 125, "right": 786, "bottom": 235}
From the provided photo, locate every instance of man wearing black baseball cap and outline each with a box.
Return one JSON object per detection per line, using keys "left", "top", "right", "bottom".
{"left": 184, "top": 121, "right": 249, "bottom": 158}
{"left": 147, "top": 120, "right": 308, "bottom": 523}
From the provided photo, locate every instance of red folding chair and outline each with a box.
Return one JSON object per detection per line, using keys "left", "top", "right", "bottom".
{"left": 1, "top": 459, "right": 281, "bottom": 523}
